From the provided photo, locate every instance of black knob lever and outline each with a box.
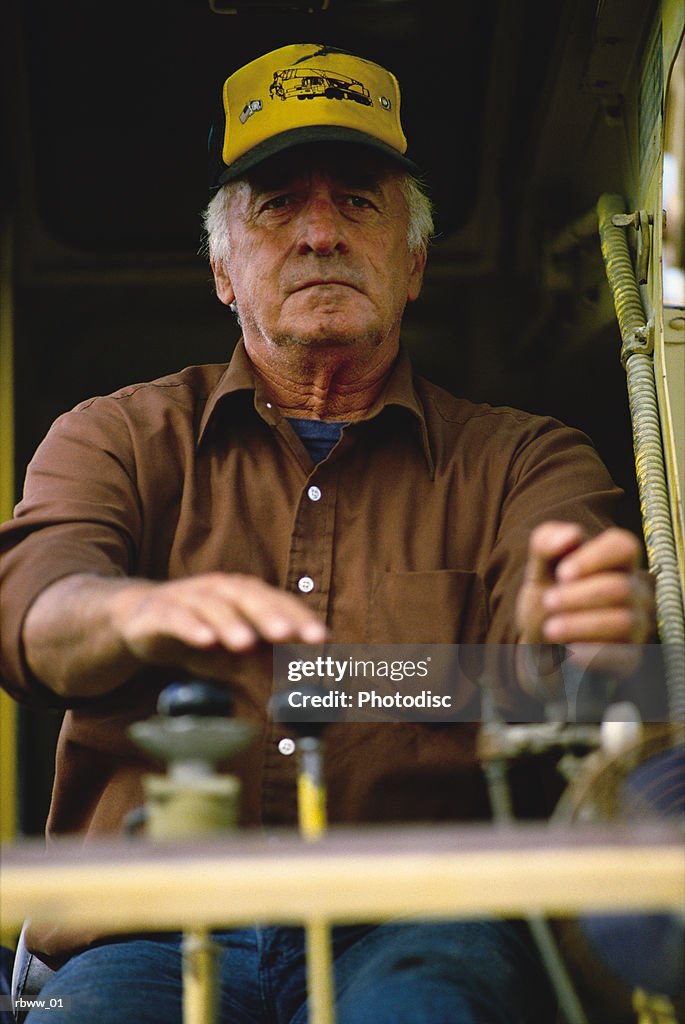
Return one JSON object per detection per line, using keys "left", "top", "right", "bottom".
{"left": 157, "top": 680, "right": 234, "bottom": 719}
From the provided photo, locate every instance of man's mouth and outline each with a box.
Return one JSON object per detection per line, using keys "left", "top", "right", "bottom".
{"left": 291, "top": 279, "right": 360, "bottom": 292}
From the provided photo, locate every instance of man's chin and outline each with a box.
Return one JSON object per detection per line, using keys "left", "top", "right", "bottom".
{"left": 272, "top": 324, "right": 380, "bottom": 349}
{"left": 274, "top": 332, "right": 355, "bottom": 348}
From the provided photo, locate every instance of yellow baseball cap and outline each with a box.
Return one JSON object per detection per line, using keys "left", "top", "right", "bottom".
{"left": 209, "top": 43, "right": 420, "bottom": 186}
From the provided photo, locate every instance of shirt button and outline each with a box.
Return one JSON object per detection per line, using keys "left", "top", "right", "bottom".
{"left": 307, "top": 485, "right": 322, "bottom": 502}
{"left": 298, "top": 576, "right": 315, "bottom": 593}
{"left": 278, "top": 737, "right": 296, "bottom": 756}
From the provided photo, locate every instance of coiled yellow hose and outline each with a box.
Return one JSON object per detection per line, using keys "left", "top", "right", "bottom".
{"left": 597, "top": 193, "right": 685, "bottom": 722}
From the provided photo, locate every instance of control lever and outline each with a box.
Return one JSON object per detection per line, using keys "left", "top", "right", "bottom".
{"left": 127, "top": 680, "right": 256, "bottom": 1024}
{"left": 129, "top": 680, "right": 255, "bottom": 839}
{"left": 270, "top": 686, "right": 342, "bottom": 1024}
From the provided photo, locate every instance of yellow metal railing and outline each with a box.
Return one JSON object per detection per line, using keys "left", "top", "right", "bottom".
{"left": 2, "top": 824, "right": 683, "bottom": 933}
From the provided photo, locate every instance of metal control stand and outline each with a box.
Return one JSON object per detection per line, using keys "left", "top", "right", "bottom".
{"left": 478, "top": 663, "right": 646, "bottom": 1024}
{"left": 270, "top": 687, "right": 342, "bottom": 1024}
{"left": 128, "top": 681, "right": 256, "bottom": 1024}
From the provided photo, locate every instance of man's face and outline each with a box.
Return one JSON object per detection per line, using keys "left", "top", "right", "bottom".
{"left": 212, "top": 145, "right": 426, "bottom": 362}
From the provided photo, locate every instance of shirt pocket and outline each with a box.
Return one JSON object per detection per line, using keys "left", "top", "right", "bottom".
{"left": 368, "top": 569, "right": 488, "bottom": 644}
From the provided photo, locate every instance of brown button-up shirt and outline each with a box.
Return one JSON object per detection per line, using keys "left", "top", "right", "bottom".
{"left": 0, "top": 341, "right": 620, "bottom": 958}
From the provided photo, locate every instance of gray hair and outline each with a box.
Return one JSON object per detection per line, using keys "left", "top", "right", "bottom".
{"left": 398, "top": 175, "right": 435, "bottom": 257}
{"left": 201, "top": 171, "right": 434, "bottom": 271}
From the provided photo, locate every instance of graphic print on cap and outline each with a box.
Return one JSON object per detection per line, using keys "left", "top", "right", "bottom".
{"left": 269, "top": 66, "right": 373, "bottom": 107}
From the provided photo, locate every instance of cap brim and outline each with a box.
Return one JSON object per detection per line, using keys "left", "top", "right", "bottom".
{"left": 214, "top": 125, "right": 422, "bottom": 186}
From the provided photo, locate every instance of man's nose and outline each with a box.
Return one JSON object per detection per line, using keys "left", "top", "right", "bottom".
{"left": 296, "top": 194, "right": 348, "bottom": 256}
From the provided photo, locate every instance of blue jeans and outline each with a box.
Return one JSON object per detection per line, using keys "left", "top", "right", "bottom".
{"left": 27, "top": 921, "right": 554, "bottom": 1023}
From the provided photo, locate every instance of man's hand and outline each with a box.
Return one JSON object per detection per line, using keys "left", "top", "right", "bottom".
{"left": 116, "top": 572, "right": 327, "bottom": 666}
{"left": 24, "top": 572, "right": 328, "bottom": 698}
{"left": 515, "top": 522, "right": 655, "bottom": 677}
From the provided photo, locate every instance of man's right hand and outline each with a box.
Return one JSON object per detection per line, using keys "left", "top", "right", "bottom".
{"left": 23, "top": 572, "right": 327, "bottom": 699}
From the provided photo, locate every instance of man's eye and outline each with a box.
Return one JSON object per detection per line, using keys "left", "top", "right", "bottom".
{"left": 345, "top": 195, "right": 374, "bottom": 208}
{"left": 262, "top": 194, "right": 291, "bottom": 211}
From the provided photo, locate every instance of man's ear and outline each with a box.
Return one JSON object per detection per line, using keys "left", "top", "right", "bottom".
{"left": 407, "top": 246, "right": 427, "bottom": 303}
{"left": 211, "top": 259, "right": 236, "bottom": 307}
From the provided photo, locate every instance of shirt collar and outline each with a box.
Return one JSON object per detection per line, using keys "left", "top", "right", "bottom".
{"left": 197, "top": 339, "right": 262, "bottom": 444}
{"left": 198, "top": 338, "right": 434, "bottom": 474}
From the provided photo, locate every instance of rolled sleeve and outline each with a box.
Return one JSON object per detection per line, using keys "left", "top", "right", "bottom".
{"left": 486, "top": 416, "right": 622, "bottom": 642}
{"left": 0, "top": 402, "right": 141, "bottom": 704}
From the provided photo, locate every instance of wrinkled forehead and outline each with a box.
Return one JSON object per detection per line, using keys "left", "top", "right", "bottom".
{"left": 238, "top": 141, "right": 402, "bottom": 192}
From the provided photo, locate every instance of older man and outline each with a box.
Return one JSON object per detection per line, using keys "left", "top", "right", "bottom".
{"left": 1, "top": 43, "right": 652, "bottom": 1024}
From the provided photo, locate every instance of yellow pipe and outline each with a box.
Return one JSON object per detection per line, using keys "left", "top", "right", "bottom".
{"left": 0, "top": 220, "right": 13, "bottom": 523}
{"left": 298, "top": 767, "right": 327, "bottom": 841}
{"left": 182, "top": 928, "right": 219, "bottom": 1024}
{"left": 305, "top": 918, "right": 336, "bottom": 1024}
{"left": 633, "top": 987, "right": 678, "bottom": 1024}
{"left": 297, "top": 736, "right": 336, "bottom": 1024}
{"left": 0, "top": 213, "right": 18, "bottom": 952}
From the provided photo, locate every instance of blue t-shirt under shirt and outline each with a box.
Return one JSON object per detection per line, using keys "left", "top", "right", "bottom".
{"left": 287, "top": 417, "right": 348, "bottom": 464}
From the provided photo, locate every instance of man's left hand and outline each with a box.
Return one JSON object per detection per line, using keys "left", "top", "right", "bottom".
{"left": 516, "top": 522, "right": 656, "bottom": 674}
